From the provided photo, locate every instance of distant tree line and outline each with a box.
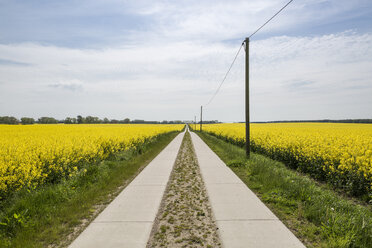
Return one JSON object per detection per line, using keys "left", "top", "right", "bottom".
{"left": 68, "top": 116, "right": 184, "bottom": 124}
{"left": 38, "top": 117, "right": 58, "bottom": 124}
{"left": 0, "top": 116, "right": 19, "bottom": 125}
{"left": 253, "top": 119, "right": 372, "bottom": 124}
{"left": 196, "top": 120, "right": 219, "bottom": 124}
{"left": 0, "top": 116, "right": 58, "bottom": 124}
{"left": 0, "top": 115, "right": 186, "bottom": 125}
{"left": 3, "top": 116, "right": 372, "bottom": 125}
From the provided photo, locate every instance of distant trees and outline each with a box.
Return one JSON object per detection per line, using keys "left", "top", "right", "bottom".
{"left": 0, "top": 115, "right": 189, "bottom": 125}
{"left": 110, "top": 119, "right": 120, "bottom": 124}
{"left": 77, "top": 115, "right": 84, "bottom": 124}
{"left": 200, "top": 120, "right": 219, "bottom": 124}
{"left": 3, "top": 114, "right": 372, "bottom": 126}
{"left": 132, "top": 119, "right": 145, "bottom": 123}
{"left": 75, "top": 115, "right": 102, "bottom": 124}
{"left": 85, "top": 116, "right": 102, "bottom": 124}
{"left": 330, "top": 119, "right": 372, "bottom": 124}
{"left": 0, "top": 116, "right": 19, "bottom": 124}
{"left": 21, "top": 117, "right": 35, "bottom": 125}
{"left": 262, "top": 119, "right": 372, "bottom": 124}
{"left": 38, "top": 117, "right": 58, "bottom": 124}
{"left": 64, "top": 117, "right": 77, "bottom": 124}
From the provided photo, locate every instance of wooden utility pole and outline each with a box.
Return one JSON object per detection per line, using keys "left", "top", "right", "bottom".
{"left": 200, "top": 106, "right": 203, "bottom": 132}
{"left": 194, "top": 116, "right": 196, "bottom": 131}
{"left": 245, "top": 38, "right": 250, "bottom": 158}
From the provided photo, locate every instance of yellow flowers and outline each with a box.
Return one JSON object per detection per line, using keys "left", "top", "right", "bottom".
{"left": 202, "top": 123, "right": 372, "bottom": 196}
{"left": 0, "top": 124, "right": 183, "bottom": 196}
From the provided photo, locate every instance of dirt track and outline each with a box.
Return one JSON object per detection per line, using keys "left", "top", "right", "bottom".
{"left": 147, "top": 131, "right": 221, "bottom": 248}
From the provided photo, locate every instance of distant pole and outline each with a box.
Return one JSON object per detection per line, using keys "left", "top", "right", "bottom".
{"left": 194, "top": 116, "right": 196, "bottom": 131}
{"left": 200, "top": 106, "right": 203, "bottom": 132}
{"left": 245, "top": 37, "right": 250, "bottom": 158}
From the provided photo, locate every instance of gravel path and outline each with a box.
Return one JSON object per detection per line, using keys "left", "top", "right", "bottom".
{"left": 147, "top": 131, "right": 221, "bottom": 248}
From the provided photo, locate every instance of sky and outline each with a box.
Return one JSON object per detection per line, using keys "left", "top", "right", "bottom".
{"left": 0, "top": 0, "right": 371, "bottom": 122}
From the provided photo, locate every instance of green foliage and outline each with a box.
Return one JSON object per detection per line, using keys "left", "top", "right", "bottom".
{"left": 260, "top": 119, "right": 372, "bottom": 124}
{"left": 37, "top": 117, "right": 58, "bottom": 124}
{"left": 77, "top": 115, "right": 84, "bottom": 124}
{"left": 84, "top": 116, "right": 102, "bottom": 124}
{"left": 64, "top": 117, "right": 77, "bottom": 124}
{"left": 0, "top": 116, "right": 19, "bottom": 125}
{"left": 20, "top": 117, "right": 34, "bottom": 125}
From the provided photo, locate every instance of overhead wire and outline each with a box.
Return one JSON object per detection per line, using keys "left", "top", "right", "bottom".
{"left": 248, "top": 0, "right": 294, "bottom": 39}
{"left": 204, "top": 43, "right": 244, "bottom": 106}
{"left": 203, "top": 0, "right": 294, "bottom": 108}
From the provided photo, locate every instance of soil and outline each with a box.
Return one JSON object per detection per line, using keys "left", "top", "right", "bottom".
{"left": 147, "top": 131, "right": 221, "bottom": 248}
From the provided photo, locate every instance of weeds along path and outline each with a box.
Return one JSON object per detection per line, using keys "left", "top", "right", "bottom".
{"left": 147, "top": 131, "right": 221, "bottom": 248}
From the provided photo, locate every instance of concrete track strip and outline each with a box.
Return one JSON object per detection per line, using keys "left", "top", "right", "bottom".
{"left": 69, "top": 131, "right": 185, "bottom": 248}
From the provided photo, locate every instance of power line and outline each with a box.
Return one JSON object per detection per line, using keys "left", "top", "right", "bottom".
{"left": 204, "top": 0, "right": 294, "bottom": 107}
{"left": 248, "top": 0, "right": 294, "bottom": 39}
{"left": 204, "top": 43, "right": 243, "bottom": 106}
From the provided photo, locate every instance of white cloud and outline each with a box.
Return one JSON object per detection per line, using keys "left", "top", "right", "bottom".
{"left": 222, "top": 32, "right": 372, "bottom": 121}
{"left": 0, "top": 31, "right": 372, "bottom": 121}
{"left": 116, "top": 0, "right": 371, "bottom": 43}
{"left": 0, "top": 0, "right": 371, "bottom": 121}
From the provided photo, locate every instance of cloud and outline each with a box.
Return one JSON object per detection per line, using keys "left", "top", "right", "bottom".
{"left": 48, "top": 81, "right": 83, "bottom": 91}
{"left": 120, "top": 0, "right": 372, "bottom": 43}
{"left": 1, "top": 0, "right": 371, "bottom": 47}
{"left": 0, "top": 58, "right": 31, "bottom": 66}
{"left": 0, "top": 31, "right": 371, "bottom": 121}
{"left": 0, "top": 0, "right": 372, "bottom": 121}
{"left": 245, "top": 32, "right": 372, "bottom": 121}
{"left": 286, "top": 80, "right": 314, "bottom": 90}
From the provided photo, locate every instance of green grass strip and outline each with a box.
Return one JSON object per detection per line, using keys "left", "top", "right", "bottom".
{"left": 197, "top": 131, "right": 371, "bottom": 248}
{"left": 0, "top": 131, "right": 179, "bottom": 248}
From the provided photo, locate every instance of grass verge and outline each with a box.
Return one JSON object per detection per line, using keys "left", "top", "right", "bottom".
{"left": 197, "top": 131, "right": 371, "bottom": 248}
{"left": 0, "top": 131, "right": 180, "bottom": 248}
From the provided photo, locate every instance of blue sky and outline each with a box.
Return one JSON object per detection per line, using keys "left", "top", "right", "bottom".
{"left": 0, "top": 0, "right": 371, "bottom": 122}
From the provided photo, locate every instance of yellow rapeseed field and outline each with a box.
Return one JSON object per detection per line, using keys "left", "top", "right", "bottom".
{"left": 202, "top": 123, "right": 372, "bottom": 195}
{"left": 0, "top": 124, "right": 184, "bottom": 196}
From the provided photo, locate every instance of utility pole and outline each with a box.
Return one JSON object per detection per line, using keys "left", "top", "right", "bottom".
{"left": 200, "top": 106, "right": 203, "bottom": 132}
{"left": 194, "top": 116, "right": 196, "bottom": 131}
{"left": 245, "top": 37, "right": 250, "bottom": 158}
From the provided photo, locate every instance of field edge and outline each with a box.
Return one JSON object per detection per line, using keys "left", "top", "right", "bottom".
{"left": 0, "top": 131, "right": 180, "bottom": 248}
{"left": 195, "top": 131, "right": 372, "bottom": 248}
